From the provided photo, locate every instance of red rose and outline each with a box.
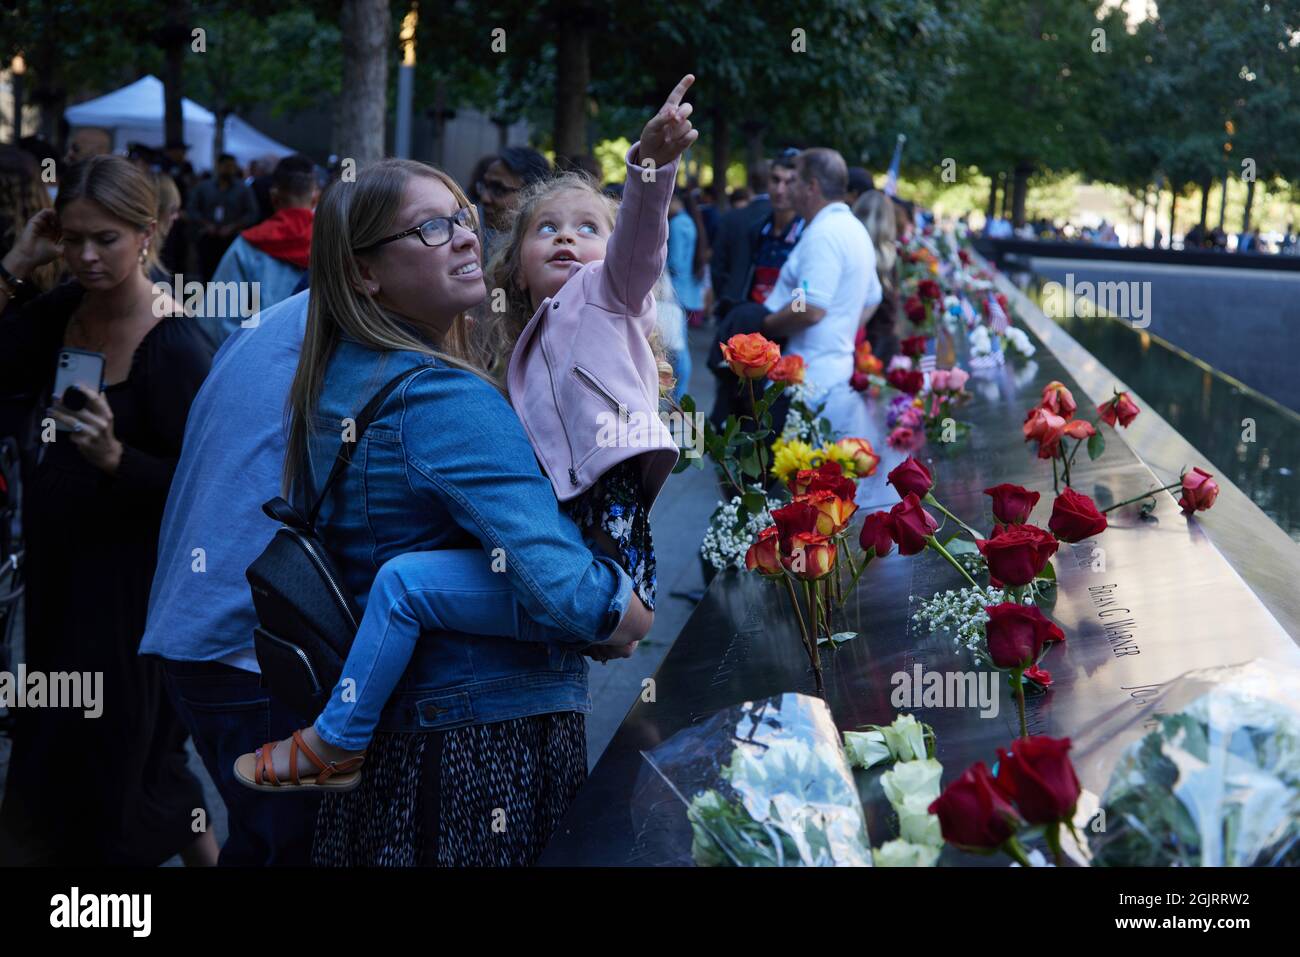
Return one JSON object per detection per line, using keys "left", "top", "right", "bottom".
{"left": 771, "top": 501, "right": 819, "bottom": 550}
{"left": 958, "top": 248, "right": 971, "bottom": 265}
{"left": 886, "top": 368, "right": 925, "bottom": 395}
{"left": 1098, "top": 391, "right": 1140, "bottom": 428}
{"left": 918, "top": 278, "right": 942, "bottom": 301}
{"left": 767, "top": 354, "right": 806, "bottom": 385}
{"left": 904, "top": 295, "right": 926, "bottom": 324}
{"left": 994, "top": 735, "right": 1081, "bottom": 825}
{"left": 859, "top": 510, "right": 894, "bottom": 557}
{"left": 849, "top": 371, "right": 871, "bottom": 392}
{"left": 976, "top": 523, "right": 1058, "bottom": 586}
{"left": 790, "top": 460, "right": 856, "bottom": 500}
{"left": 889, "top": 493, "right": 938, "bottom": 556}
{"left": 1048, "top": 487, "right": 1108, "bottom": 542}
{"left": 900, "top": 335, "right": 928, "bottom": 358}
{"left": 984, "top": 602, "right": 1065, "bottom": 670}
{"left": 887, "top": 456, "right": 934, "bottom": 500}
{"left": 983, "top": 483, "right": 1040, "bottom": 525}
{"left": 744, "top": 526, "right": 783, "bottom": 577}
{"left": 887, "top": 426, "right": 919, "bottom": 451}
{"left": 1040, "top": 380, "right": 1077, "bottom": 418}
{"left": 1179, "top": 467, "right": 1219, "bottom": 513}
{"left": 1024, "top": 664, "right": 1053, "bottom": 689}
{"left": 928, "top": 762, "right": 1023, "bottom": 850}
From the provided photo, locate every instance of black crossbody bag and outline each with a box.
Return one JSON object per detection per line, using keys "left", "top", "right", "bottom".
{"left": 245, "top": 367, "right": 421, "bottom": 717}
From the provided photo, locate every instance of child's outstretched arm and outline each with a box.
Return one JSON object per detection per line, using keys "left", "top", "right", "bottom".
{"left": 599, "top": 74, "right": 699, "bottom": 323}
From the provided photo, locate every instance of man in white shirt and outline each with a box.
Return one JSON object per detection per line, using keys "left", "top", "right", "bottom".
{"left": 762, "top": 147, "right": 882, "bottom": 440}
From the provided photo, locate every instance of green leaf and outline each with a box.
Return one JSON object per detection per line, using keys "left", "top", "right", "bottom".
{"left": 945, "top": 538, "right": 979, "bottom": 556}
{"left": 1036, "top": 561, "right": 1057, "bottom": 582}
{"left": 680, "top": 393, "right": 696, "bottom": 416}
{"left": 742, "top": 491, "right": 767, "bottom": 516}
{"left": 818, "top": 631, "right": 859, "bottom": 646}
{"left": 739, "top": 448, "right": 761, "bottom": 478}
{"left": 1087, "top": 430, "right": 1106, "bottom": 461}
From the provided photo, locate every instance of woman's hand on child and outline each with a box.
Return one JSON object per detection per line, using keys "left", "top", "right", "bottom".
{"left": 639, "top": 74, "right": 699, "bottom": 170}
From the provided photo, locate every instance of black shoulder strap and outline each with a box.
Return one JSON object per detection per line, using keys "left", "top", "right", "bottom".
{"left": 305, "top": 365, "right": 428, "bottom": 526}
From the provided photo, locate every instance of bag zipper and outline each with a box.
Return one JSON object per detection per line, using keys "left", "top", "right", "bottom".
{"left": 258, "top": 629, "right": 323, "bottom": 693}
{"left": 572, "top": 365, "right": 628, "bottom": 421}
{"left": 286, "top": 527, "right": 359, "bottom": 631}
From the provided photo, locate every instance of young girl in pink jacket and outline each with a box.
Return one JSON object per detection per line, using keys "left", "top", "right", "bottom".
{"left": 236, "top": 76, "right": 697, "bottom": 791}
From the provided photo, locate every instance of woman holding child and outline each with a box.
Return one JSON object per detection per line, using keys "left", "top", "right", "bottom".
{"left": 237, "top": 78, "right": 700, "bottom": 866}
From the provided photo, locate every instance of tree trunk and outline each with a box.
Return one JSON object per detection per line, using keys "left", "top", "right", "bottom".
{"left": 743, "top": 121, "right": 765, "bottom": 170}
{"left": 336, "top": 0, "right": 390, "bottom": 166}
{"left": 1198, "top": 176, "right": 1211, "bottom": 229}
{"left": 161, "top": 5, "right": 188, "bottom": 150}
{"left": 1168, "top": 184, "right": 1176, "bottom": 248}
{"left": 986, "top": 173, "right": 999, "bottom": 224}
{"left": 712, "top": 104, "right": 729, "bottom": 212}
{"left": 29, "top": 32, "right": 65, "bottom": 148}
{"left": 1242, "top": 178, "right": 1256, "bottom": 234}
{"left": 552, "top": 9, "right": 591, "bottom": 163}
{"left": 1217, "top": 173, "right": 1228, "bottom": 230}
{"left": 1011, "top": 162, "right": 1032, "bottom": 228}
{"left": 1000, "top": 172, "right": 1012, "bottom": 220}
{"left": 212, "top": 108, "right": 228, "bottom": 169}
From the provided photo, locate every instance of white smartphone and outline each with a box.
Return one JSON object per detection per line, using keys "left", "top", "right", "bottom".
{"left": 52, "top": 348, "right": 105, "bottom": 432}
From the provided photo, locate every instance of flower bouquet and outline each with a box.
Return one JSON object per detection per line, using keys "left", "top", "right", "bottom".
{"left": 632, "top": 693, "right": 873, "bottom": 867}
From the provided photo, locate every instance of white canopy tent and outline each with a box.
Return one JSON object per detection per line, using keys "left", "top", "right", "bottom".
{"left": 64, "top": 75, "right": 296, "bottom": 173}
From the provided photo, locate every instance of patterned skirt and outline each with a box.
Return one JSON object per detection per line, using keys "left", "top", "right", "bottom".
{"left": 312, "top": 711, "right": 587, "bottom": 867}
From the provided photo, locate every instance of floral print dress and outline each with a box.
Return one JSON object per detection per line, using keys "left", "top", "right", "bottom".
{"left": 564, "top": 459, "right": 656, "bottom": 610}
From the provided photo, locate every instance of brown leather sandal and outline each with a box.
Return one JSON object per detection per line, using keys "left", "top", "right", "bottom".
{"left": 233, "top": 729, "right": 365, "bottom": 792}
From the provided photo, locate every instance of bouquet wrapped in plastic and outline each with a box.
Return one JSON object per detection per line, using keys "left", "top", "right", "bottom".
{"left": 1071, "top": 660, "right": 1300, "bottom": 867}
{"left": 631, "top": 692, "right": 872, "bottom": 866}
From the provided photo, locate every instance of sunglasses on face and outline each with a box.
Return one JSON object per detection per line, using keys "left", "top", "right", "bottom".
{"left": 354, "top": 206, "right": 477, "bottom": 253}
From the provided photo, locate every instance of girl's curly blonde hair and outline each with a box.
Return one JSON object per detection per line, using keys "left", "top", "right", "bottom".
{"left": 471, "top": 170, "right": 670, "bottom": 388}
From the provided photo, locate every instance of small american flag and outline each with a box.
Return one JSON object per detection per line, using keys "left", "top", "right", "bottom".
{"left": 919, "top": 354, "right": 937, "bottom": 373}
{"left": 986, "top": 294, "right": 1010, "bottom": 334}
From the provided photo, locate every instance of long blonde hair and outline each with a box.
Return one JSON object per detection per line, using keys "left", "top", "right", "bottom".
{"left": 475, "top": 171, "right": 619, "bottom": 381}
{"left": 283, "top": 159, "right": 488, "bottom": 494}
{"left": 853, "top": 189, "right": 897, "bottom": 290}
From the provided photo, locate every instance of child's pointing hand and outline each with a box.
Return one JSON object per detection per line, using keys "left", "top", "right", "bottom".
{"left": 639, "top": 74, "right": 699, "bottom": 169}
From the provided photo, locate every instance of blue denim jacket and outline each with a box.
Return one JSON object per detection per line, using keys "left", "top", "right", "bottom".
{"left": 303, "top": 338, "right": 633, "bottom": 732}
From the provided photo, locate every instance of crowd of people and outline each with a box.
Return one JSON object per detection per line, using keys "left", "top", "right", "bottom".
{"left": 0, "top": 74, "right": 915, "bottom": 867}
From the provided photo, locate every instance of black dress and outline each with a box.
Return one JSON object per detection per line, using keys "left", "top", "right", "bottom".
{"left": 0, "top": 282, "right": 214, "bottom": 865}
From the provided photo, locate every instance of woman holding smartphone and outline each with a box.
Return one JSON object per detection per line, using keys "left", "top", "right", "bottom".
{"left": 0, "top": 155, "right": 216, "bottom": 865}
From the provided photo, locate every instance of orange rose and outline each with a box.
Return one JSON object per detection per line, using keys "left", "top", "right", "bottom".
{"left": 744, "top": 526, "right": 783, "bottom": 577}
{"left": 798, "top": 490, "right": 859, "bottom": 536}
{"left": 768, "top": 354, "right": 806, "bottom": 385}
{"left": 720, "top": 333, "right": 780, "bottom": 380}
{"left": 781, "top": 531, "right": 837, "bottom": 580}
{"left": 836, "top": 437, "right": 880, "bottom": 477}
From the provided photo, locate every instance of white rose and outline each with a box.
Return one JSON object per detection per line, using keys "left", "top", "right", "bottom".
{"left": 881, "top": 714, "right": 928, "bottom": 762}
{"left": 881, "top": 758, "right": 943, "bottom": 807}
{"left": 843, "top": 730, "right": 890, "bottom": 770}
{"left": 873, "top": 838, "right": 941, "bottom": 867}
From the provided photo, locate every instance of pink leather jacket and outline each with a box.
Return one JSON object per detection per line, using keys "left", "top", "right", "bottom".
{"left": 507, "top": 142, "right": 680, "bottom": 506}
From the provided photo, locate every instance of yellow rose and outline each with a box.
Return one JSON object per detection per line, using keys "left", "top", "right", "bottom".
{"left": 772, "top": 438, "right": 815, "bottom": 482}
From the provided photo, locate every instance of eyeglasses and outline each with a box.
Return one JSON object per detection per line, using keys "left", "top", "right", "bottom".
{"left": 477, "top": 178, "right": 521, "bottom": 199}
{"left": 354, "top": 206, "right": 476, "bottom": 253}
